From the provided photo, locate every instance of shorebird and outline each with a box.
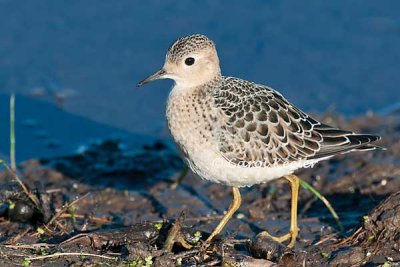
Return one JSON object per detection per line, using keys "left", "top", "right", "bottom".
{"left": 137, "top": 34, "right": 381, "bottom": 248}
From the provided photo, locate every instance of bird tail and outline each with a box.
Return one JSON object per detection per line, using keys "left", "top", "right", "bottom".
{"left": 310, "top": 125, "right": 383, "bottom": 160}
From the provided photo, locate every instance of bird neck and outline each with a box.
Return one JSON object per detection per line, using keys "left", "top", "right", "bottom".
{"left": 174, "top": 74, "right": 223, "bottom": 92}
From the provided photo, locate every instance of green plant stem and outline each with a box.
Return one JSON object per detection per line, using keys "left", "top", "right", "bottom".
{"left": 299, "top": 179, "right": 344, "bottom": 232}
{"left": 10, "top": 94, "right": 16, "bottom": 171}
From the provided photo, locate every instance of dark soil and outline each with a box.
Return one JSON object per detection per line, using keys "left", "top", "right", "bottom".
{"left": 1, "top": 113, "right": 399, "bottom": 266}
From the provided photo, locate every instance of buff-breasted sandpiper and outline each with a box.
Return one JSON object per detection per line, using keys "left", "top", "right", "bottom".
{"left": 138, "top": 34, "right": 381, "bottom": 248}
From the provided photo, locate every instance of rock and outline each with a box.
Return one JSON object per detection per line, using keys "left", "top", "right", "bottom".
{"left": 247, "top": 234, "right": 288, "bottom": 261}
{"left": 222, "top": 251, "right": 278, "bottom": 267}
{"left": 364, "top": 191, "right": 400, "bottom": 240}
{"left": 329, "top": 247, "right": 366, "bottom": 266}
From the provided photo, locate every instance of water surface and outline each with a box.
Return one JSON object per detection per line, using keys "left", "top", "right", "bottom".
{"left": 0, "top": 0, "right": 399, "bottom": 160}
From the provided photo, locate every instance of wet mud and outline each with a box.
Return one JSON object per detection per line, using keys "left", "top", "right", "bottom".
{"left": 0, "top": 113, "right": 399, "bottom": 266}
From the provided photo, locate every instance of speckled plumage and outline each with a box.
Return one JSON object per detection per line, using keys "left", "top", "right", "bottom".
{"left": 152, "top": 34, "right": 380, "bottom": 187}
{"left": 166, "top": 34, "right": 216, "bottom": 63}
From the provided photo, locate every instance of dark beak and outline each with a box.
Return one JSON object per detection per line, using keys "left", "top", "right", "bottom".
{"left": 137, "top": 69, "right": 166, "bottom": 87}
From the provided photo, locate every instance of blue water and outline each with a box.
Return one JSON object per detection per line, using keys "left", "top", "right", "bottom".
{"left": 0, "top": 0, "right": 399, "bottom": 161}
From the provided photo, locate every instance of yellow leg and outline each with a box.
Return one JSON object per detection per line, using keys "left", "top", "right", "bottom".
{"left": 205, "top": 187, "right": 241, "bottom": 242}
{"left": 258, "top": 174, "right": 300, "bottom": 248}
{"left": 286, "top": 174, "right": 299, "bottom": 248}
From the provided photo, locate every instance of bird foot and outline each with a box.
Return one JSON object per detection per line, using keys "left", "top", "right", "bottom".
{"left": 256, "top": 230, "right": 297, "bottom": 248}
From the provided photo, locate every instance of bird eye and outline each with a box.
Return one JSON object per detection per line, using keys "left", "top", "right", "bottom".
{"left": 184, "top": 57, "right": 195, "bottom": 66}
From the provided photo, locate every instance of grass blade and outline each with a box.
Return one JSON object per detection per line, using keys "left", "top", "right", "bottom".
{"left": 299, "top": 178, "right": 344, "bottom": 232}
{"left": 10, "top": 94, "right": 16, "bottom": 171}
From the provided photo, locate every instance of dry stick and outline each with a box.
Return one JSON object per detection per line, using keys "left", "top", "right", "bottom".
{"left": 58, "top": 233, "right": 92, "bottom": 247}
{"left": 0, "top": 160, "right": 41, "bottom": 209}
{"left": 25, "top": 252, "right": 116, "bottom": 261}
{"left": 172, "top": 249, "right": 200, "bottom": 260}
{"left": 184, "top": 215, "right": 224, "bottom": 222}
{"left": 313, "top": 233, "right": 338, "bottom": 246}
{"left": 45, "top": 192, "right": 90, "bottom": 228}
{"left": 5, "top": 227, "right": 32, "bottom": 245}
{"left": 10, "top": 94, "right": 16, "bottom": 171}
{"left": 148, "top": 215, "right": 224, "bottom": 225}
{"left": 329, "top": 227, "right": 364, "bottom": 248}
{"left": 59, "top": 213, "right": 113, "bottom": 224}
{"left": 3, "top": 243, "right": 56, "bottom": 249}
{"left": 299, "top": 179, "right": 344, "bottom": 232}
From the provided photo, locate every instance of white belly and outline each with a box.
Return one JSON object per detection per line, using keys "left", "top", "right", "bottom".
{"left": 184, "top": 147, "right": 323, "bottom": 187}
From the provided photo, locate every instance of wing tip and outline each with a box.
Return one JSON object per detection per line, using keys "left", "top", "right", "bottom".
{"left": 311, "top": 132, "right": 382, "bottom": 160}
{"left": 347, "top": 133, "right": 381, "bottom": 145}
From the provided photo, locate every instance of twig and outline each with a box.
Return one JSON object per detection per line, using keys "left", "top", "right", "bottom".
{"left": 299, "top": 179, "right": 344, "bottom": 232}
{"left": 147, "top": 215, "right": 223, "bottom": 225}
{"left": 185, "top": 215, "right": 224, "bottom": 222}
{"left": 25, "top": 252, "right": 116, "bottom": 261}
{"left": 10, "top": 94, "right": 16, "bottom": 171}
{"left": 5, "top": 227, "right": 31, "bottom": 245}
{"left": 172, "top": 248, "right": 200, "bottom": 259}
{"left": 313, "top": 233, "right": 338, "bottom": 246}
{"left": 329, "top": 227, "right": 364, "bottom": 248}
{"left": 0, "top": 160, "right": 41, "bottom": 209}
{"left": 45, "top": 192, "right": 90, "bottom": 228}
{"left": 3, "top": 243, "right": 56, "bottom": 249}
{"left": 55, "top": 220, "right": 68, "bottom": 234}
{"left": 58, "top": 233, "right": 91, "bottom": 247}
{"left": 59, "top": 213, "right": 113, "bottom": 224}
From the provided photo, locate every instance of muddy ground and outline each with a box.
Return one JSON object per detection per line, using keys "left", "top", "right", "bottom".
{"left": 0, "top": 112, "right": 400, "bottom": 266}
